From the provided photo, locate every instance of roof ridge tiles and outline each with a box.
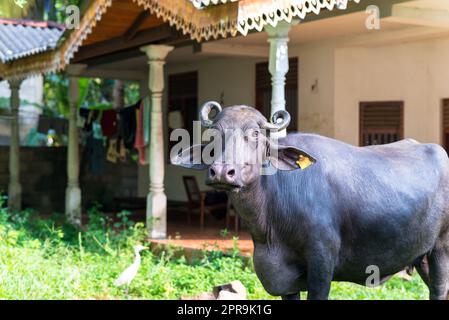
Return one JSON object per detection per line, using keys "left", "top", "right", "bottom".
{"left": 0, "top": 18, "right": 65, "bottom": 31}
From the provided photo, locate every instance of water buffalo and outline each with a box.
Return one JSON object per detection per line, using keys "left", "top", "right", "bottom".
{"left": 171, "top": 101, "right": 449, "bottom": 300}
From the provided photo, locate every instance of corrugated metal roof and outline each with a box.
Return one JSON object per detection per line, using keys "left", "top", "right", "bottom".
{"left": 0, "top": 18, "right": 65, "bottom": 64}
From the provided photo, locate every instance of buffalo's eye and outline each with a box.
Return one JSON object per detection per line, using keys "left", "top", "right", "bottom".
{"left": 252, "top": 130, "right": 259, "bottom": 138}
{"left": 245, "top": 129, "right": 259, "bottom": 143}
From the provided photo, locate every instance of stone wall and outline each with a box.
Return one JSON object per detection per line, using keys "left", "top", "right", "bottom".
{"left": 0, "top": 146, "right": 138, "bottom": 213}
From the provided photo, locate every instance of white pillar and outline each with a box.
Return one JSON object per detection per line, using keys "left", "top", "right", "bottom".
{"left": 265, "top": 21, "right": 296, "bottom": 138}
{"left": 65, "top": 64, "right": 85, "bottom": 226}
{"left": 140, "top": 44, "right": 173, "bottom": 239}
{"left": 8, "top": 79, "right": 23, "bottom": 212}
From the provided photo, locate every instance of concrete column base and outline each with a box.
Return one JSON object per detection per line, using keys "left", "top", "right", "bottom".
{"left": 65, "top": 186, "right": 81, "bottom": 226}
{"left": 8, "top": 182, "right": 21, "bottom": 212}
{"left": 146, "top": 191, "right": 167, "bottom": 239}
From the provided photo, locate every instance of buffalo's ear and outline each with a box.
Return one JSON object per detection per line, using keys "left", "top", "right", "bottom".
{"left": 170, "top": 144, "right": 208, "bottom": 170}
{"left": 269, "top": 144, "right": 316, "bottom": 171}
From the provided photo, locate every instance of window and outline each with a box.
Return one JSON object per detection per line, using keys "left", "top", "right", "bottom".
{"left": 359, "top": 101, "right": 404, "bottom": 146}
{"left": 255, "top": 58, "right": 298, "bottom": 131}
{"left": 167, "top": 72, "right": 198, "bottom": 155}
{"left": 442, "top": 99, "right": 449, "bottom": 153}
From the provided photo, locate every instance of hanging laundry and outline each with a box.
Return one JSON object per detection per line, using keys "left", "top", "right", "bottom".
{"left": 84, "top": 134, "right": 105, "bottom": 174}
{"left": 118, "top": 100, "right": 140, "bottom": 150}
{"left": 78, "top": 108, "right": 100, "bottom": 132}
{"left": 107, "top": 137, "right": 127, "bottom": 163}
{"left": 78, "top": 108, "right": 90, "bottom": 130}
{"left": 87, "top": 110, "right": 95, "bottom": 127}
{"left": 92, "top": 122, "right": 103, "bottom": 139}
{"left": 106, "top": 138, "right": 118, "bottom": 164}
{"left": 118, "top": 139, "right": 127, "bottom": 162}
{"left": 134, "top": 99, "right": 149, "bottom": 165}
{"left": 101, "top": 109, "right": 118, "bottom": 137}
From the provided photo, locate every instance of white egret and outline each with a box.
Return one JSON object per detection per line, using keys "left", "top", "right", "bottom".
{"left": 114, "top": 245, "right": 148, "bottom": 296}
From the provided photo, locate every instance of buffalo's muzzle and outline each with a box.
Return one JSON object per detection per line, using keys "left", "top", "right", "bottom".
{"left": 206, "top": 164, "right": 241, "bottom": 190}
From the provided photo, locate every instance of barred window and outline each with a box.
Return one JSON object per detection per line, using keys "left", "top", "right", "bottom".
{"left": 359, "top": 101, "right": 404, "bottom": 146}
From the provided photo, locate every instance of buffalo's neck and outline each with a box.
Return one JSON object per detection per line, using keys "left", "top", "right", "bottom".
{"left": 229, "top": 176, "right": 274, "bottom": 243}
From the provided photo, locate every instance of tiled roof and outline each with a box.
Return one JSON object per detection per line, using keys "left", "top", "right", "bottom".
{"left": 0, "top": 18, "right": 65, "bottom": 64}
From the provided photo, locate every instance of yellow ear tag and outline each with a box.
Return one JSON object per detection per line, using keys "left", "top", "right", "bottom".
{"left": 296, "top": 154, "right": 313, "bottom": 170}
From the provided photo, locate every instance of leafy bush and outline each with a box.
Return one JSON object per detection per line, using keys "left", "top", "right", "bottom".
{"left": 0, "top": 198, "right": 428, "bottom": 300}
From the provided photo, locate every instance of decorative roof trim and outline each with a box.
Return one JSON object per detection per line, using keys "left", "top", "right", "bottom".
{"left": 0, "top": 51, "right": 59, "bottom": 81}
{"left": 1, "top": 0, "right": 361, "bottom": 80}
{"left": 189, "top": 0, "right": 239, "bottom": 9}
{"left": 132, "top": 0, "right": 239, "bottom": 42}
{"left": 1, "top": 0, "right": 238, "bottom": 79}
{"left": 238, "top": 0, "right": 361, "bottom": 36}
{"left": 59, "top": 0, "right": 113, "bottom": 68}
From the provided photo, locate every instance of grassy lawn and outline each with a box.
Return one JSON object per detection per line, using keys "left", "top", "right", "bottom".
{"left": 0, "top": 202, "right": 428, "bottom": 300}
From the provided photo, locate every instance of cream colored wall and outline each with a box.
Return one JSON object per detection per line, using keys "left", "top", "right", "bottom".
{"left": 138, "top": 56, "right": 264, "bottom": 201}
{"left": 335, "top": 38, "right": 449, "bottom": 146}
{"left": 290, "top": 42, "right": 336, "bottom": 138}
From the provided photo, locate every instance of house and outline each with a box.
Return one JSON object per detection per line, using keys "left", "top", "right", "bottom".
{"left": 0, "top": 18, "right": 63, "bottom": 145}
{"left": 1, "top": 0, "right": 449, "bottom": 239}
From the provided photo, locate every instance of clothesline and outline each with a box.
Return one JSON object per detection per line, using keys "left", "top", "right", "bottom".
{"left": 80, "top": 94, "right": 147, "bottom": 111}
{"left": 79, "top": 97, "right": 150, "bottom": 175}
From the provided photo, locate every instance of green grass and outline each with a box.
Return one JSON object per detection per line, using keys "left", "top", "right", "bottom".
{"left": 0, "top": 202, "right": 429, "bottom": 300}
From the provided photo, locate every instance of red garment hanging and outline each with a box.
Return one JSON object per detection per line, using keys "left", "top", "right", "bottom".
{"left": 101, "top": 109, "right": 118, "bottom": 137}
{"left": 134, "top": 100, "right": 148, "bottom": 165}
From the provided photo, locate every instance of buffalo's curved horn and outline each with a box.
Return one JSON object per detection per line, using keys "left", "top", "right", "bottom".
{"left": 261, "top": 110, "right": 291, "bottom": 132}
{"left": 200, "top": 101, "right": 222, "bottom": 127}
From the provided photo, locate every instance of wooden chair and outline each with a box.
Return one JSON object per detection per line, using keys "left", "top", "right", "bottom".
{"left": 183, "top": 176, "right": 229, "bottom": 231}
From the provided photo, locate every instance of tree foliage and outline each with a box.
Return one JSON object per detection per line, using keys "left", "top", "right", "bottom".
{"left": 42, "top": 75, "right": 140, "bottom": 118}
{"left": 0, "top": 0, "right": 84, "bottom": 21}
{"left": 0, "top": 0, "right": 35, "bottom": 18}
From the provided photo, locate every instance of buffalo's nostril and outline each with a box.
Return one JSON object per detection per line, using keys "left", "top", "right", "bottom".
{"left": 227, "top": 169, "right": 235, "bottom": 177}
{"left": 209, "top": 168, "right": 216, "bottom": 177}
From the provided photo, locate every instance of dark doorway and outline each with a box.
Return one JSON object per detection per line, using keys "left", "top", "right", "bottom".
{"left": 255, "top": 58, "right": 298, "bottom": 132}
{"left": 359, "top": 101, "right": 404, "bottom": 146}
{"left": 167, "top": 71, "right": 198, "bottom": 156}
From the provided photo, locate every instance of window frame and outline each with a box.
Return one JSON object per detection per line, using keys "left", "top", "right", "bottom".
{"left": 359, "top": 101, "right": 404, "bottom": 147}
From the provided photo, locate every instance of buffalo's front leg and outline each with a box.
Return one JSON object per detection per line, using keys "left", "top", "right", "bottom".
{"left": 253, "top": 243, "right": 302, "bottom": 297}
{"left": 282, "top": 293, "right": 300, "bottom": 300}
{"left": 306, "top": 249, "right": 335, "bottom": 300}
